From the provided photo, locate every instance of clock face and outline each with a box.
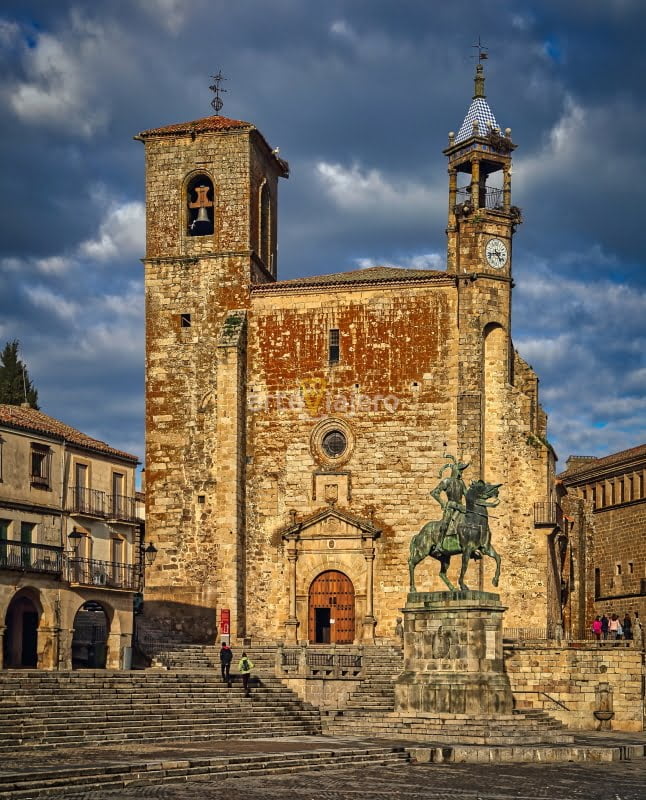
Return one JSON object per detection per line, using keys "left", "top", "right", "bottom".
{"left": 485, "top": 238, "right": 508, "bottom": 269}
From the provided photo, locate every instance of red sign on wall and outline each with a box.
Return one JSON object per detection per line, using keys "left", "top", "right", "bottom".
{"left": 220, "top": 608, "right": 230, "bottom": 635}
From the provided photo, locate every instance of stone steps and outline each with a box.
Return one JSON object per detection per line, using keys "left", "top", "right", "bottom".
{"left": 0, "top": 670, "right": 322, "bottom": 750}
{"left": 0, "top": 745, "right": 410, "bottom": 798}
{"left": 322, "top": 708, "right": 573, "bottom": 745}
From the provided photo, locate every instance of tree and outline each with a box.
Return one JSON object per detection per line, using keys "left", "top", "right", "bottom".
{"left": 0, "top": 340, "right": 40, "bottom": 409}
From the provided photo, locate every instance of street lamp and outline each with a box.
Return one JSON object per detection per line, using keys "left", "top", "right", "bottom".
{"left": 68, "top": 528, "right": 82, "bottom": 555}
{"left": 142, "top": 541, "right": 158, "bottom": 567}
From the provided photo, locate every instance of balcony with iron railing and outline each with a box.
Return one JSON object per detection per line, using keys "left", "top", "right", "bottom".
{"left": 533, "top": 501, "right": 564, "bottom": 527}
{"left": 66, "top": 557, "right": 140, "bottom": 591}
{"left": 0, "top": 539, "right": 64, "bottom": 575}
{"left": 67, "top": 486, "right": 107, "bottom": 518}
{"left": 108, "top": 493, "right": 138, "bottom": 523}
{"left": 456, "top": 185, "right": 504, "bottom": 211}
{"left": 67, "top": 487, "right": 139, "bottom": 523}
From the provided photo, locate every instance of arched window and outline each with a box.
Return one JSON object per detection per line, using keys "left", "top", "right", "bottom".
{"left": 259, "top": 181, "right": 271, "bottom": 270}
{"left": 187, "top": 174, "right": 214, "bottom": 236}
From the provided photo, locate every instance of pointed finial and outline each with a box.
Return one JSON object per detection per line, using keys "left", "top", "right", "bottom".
{"left": 471, "top": 36, "right": 488, "bottom": 99}
{"left": 209, "top": 71, "right": 227, "bottom": 115}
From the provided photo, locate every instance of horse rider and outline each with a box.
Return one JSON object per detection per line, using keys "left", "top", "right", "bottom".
{"left": 430, "top": 455, "right": 470, "bottom": 549}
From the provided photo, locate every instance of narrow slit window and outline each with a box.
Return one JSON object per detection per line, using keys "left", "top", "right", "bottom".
{"left": 329, "top": 329, "right": 340, "bottom": 365}
{"left": 180, "top": 314, "right": 192, "bottom": 328}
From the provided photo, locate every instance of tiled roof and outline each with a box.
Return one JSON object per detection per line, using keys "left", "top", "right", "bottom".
{"left": 455, "top": 97, "right": 499, "bottom": 144}
{"left": 137, "top": 115, "right": 252, "bottom": 138}
{"left": 252, "top": 266, "right": 451, "bottom": 292}
{"left": 0, "top": 404, "right": 139, "bottom": 463}
{"left": 135, "top": 115, "right": 290, "bottom": 176}
{"left": 558, "top": 443, "right": 646, "bottom": 481}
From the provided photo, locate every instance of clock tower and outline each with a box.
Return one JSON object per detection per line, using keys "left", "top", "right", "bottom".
{"left": 444, "top": 61, "right": 520, "bottom": 277}
{"left": 446, "top": 60, "right": 523, "bottom": 481}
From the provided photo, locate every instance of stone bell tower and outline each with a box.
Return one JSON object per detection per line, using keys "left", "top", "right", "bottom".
{"left": 136, "top": 109, "right": 288, "bottom": 641}
{"left": 445, "top": 60, "right": 522, "bottom": 484}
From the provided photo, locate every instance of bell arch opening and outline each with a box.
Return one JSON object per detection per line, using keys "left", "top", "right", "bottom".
{"left": 308, "top": 570, "right": 355, "bottom": 644}
{"left": 186, "top": 174, "right": 214, "bottom": 236}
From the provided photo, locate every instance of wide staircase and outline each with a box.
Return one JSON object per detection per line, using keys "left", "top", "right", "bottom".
{"left": 0, "top": 669, "right": 321, "bottom": 750}
{"left": 135, "top": 641, "right": 573, "bottom": 747}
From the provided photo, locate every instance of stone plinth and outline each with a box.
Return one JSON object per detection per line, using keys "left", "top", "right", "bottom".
{"left": 394, "top": 590, "right": 513, "bottom": 715}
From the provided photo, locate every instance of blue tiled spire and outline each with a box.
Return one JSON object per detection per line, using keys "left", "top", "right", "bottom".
{"left": 454, "top": 63, "right": 499, "bottom": 144}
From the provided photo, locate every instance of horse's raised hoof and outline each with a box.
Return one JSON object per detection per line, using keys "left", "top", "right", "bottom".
{"left": 459, "top": 583, "right": 469, "bottom": 591}
{"left": 492, "top": 578, "right": 499, "bottom": 587}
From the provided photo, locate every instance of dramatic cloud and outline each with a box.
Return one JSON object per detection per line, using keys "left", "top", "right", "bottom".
{"left": 79, "top": 201, "right": 145, "bottom": 262}
{"left": 0, "top": 0, "right": 644, "bottom": 467}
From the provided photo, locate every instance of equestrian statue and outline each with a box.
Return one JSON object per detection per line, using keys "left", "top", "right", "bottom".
{"left": 408, "top": 454, "right": 502, "bottom": 592}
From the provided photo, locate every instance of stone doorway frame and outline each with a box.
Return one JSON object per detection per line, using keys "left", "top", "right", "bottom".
{"left": 279, "top": 507, "right": 381, "bottom": 645}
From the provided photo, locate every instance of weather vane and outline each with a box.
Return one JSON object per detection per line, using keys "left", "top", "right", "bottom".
{"left": 209, "top": 71, "right": 227, "bottom": 115}
{"left": 472, "top": 35, "right": 489, "bottom": 62}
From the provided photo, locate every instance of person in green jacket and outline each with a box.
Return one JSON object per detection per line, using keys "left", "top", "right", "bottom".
{"left": 238, "top": 652, "right": 254, "bottom": 696}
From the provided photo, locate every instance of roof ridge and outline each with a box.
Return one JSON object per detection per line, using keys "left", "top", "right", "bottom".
{"left": 0, "top": 404, "right": 139, "bottom": 462}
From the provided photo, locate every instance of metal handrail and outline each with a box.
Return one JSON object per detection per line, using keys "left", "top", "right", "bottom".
{"left": 0, "top": 539, "right": 63, "bottom": 575}
{"left": 67, "top": 486, "right": 107, "bottom": 518}
{"left": 456, "top": 185, "right": 504, "bottom": 210}
{"left": 67, "top": 557, "right": 139, "bottom": 591}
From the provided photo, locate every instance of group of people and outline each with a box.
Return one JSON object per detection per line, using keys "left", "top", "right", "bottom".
{"left": 219, "top": 642, "right": 254, "bottom": 696}
{"left": 591, "top": 611, "right": 641, "bottom": 643}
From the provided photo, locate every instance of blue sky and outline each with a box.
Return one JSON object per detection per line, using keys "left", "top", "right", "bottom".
{"left": 0, "top": 0, "right": 644, "bottom": 471}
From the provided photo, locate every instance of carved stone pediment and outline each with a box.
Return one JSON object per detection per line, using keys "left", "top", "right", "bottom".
{"left": 279, "top": 507, "right": 380, "bottom": 544}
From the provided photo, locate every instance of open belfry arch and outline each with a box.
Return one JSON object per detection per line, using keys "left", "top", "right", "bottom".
{"left": 138, "top": 59, "right": 562, "bottom": 646}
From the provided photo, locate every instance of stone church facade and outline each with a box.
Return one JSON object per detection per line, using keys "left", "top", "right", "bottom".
{"left": 138, "top": 64, "right": 560, "bottom": 645}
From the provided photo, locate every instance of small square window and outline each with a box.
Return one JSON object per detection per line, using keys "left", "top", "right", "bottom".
{"left": 197, "top": 495, "right": 205, "bottom": 504}
{"left": 180, "top": 314, "right": 192, "bottom": 328}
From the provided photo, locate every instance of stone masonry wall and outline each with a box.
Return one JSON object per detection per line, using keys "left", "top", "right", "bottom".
{"left": 592, "top": 502, "right": 646, "bottom": 622}
{"left": 505, "top": 643, "right": 644, "bottom": 731}
{"left": 246, "top": 278, "right": 554, "bottom": 642}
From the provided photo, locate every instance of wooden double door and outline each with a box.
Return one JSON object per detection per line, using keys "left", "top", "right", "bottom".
{"left": 308, "top": 570, "right": 355, "bottom": 644}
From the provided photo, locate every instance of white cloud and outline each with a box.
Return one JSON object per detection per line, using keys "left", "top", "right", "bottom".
{"left": 24, "top": 285, "right": 79, "bottom": 321}
{"left": 355, "top": 252, "right": 444, "bottom": 270}
{"left": 315, "top": 161, "right": 440, "bottom": 219}
{"left": 136, "top": 0, "right": 190, "bottom": 34}
{"left": 35, "top": 256, "right": 76, "bottom": 275}
{"left": 330, "top": 19, "right": 356, "bottom": 41}
{"left": 9, "top": 30, "right": 107, "bottom": 136}
{"left": 79, "top": 201, "right": 145, "bottom": 262}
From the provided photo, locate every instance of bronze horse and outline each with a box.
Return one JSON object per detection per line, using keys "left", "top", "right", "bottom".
{"left": 408, "top": 479, "right": 502, "bottom": 592}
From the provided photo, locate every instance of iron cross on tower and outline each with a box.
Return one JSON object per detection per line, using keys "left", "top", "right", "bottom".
{"left": 472, "top": 35, "right": 489, "bottom": 62}
{"left": 209, "top": 71, "right": 227, "bottom": 115}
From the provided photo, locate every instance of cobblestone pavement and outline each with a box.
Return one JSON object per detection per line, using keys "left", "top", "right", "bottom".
{"left": 76, "top": 758, "right": 646, "bottom": 800}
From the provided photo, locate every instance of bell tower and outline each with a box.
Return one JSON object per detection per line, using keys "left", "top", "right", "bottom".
{"left": 136, "top": 106, "right": 288, "bottom": 643}
{"left": 444, "top": 61, "right": 521, "bottom": 277}
{"left": 446, "top": 59, "right": 522, "bottom": 481}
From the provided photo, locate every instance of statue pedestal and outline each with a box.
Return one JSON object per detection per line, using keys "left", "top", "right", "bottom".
{"left": 394, "top": 590, "right": 513, "bottom": 716}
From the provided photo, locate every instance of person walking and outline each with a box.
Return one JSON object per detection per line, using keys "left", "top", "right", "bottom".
{"left": 601, "top": 613, "right": 609, "bottom": 640}
{"left": 238, "top": 652, "right": 254, "bottom": 697}
{"left": 219, "top": 642, "right": 233, "bottom": 686}
{"left": 608, "top": 613, "right": 620, "bottom": 641}
{"left": 591, "top": 616, "right": 602, "bottom": 642}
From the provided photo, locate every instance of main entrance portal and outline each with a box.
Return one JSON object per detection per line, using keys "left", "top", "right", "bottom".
{"left": 308, "top": 570, "right": 355, "bottom": 644}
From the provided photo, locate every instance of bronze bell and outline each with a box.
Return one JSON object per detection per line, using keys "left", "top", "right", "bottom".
{"left": 195, "top": 207, "right": 210, "bottom": 223}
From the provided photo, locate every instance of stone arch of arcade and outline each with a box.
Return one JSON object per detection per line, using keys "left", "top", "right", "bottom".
{"left": 2, "top": 587, "right": 47, "bottom": 668}
{"left": 71, "top": 598, "right": 121, "bottom": 669}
